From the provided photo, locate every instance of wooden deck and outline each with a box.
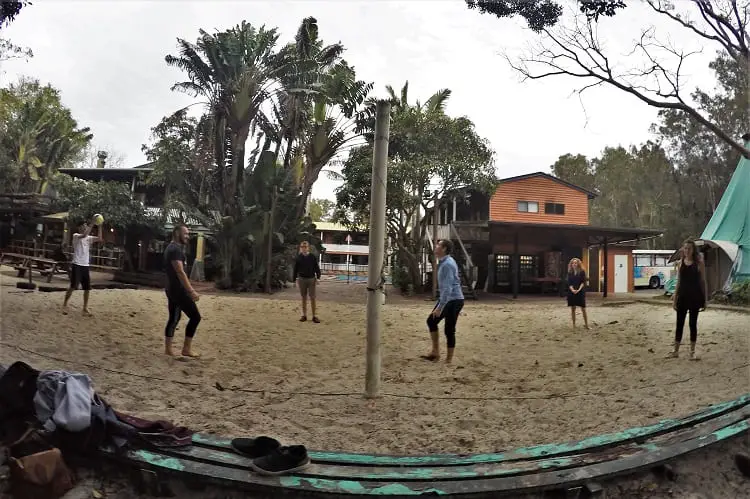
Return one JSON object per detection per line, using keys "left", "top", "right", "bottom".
{"left": 98, "top": 393, "right": 750, "bottom": 497}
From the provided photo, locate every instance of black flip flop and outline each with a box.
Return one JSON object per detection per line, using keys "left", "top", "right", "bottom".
{"left": 420, "top": 355, "right": 439, "bottom": 362}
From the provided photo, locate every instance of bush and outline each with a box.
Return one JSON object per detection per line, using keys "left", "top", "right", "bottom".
{"left": 712, "top": 280, "right": 750, "bottom": 306}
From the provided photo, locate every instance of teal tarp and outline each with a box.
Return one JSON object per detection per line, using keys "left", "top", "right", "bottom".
{"left": 664, "top": 275, "right": 676, "bottom": 296}
{"left": 700, "top": 141, "right": 750, "bottom": 287}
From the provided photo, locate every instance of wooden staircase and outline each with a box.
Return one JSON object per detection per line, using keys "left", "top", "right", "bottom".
{"left": 424, "top": 224, "right": 478, "bottom": 300}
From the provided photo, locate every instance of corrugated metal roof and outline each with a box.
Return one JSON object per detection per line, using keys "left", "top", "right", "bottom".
{"left": 145, "top": 208, "right": 221, "bottom": 232}
{"left": 41, "top": 211, "right": 69, "bottom": 221}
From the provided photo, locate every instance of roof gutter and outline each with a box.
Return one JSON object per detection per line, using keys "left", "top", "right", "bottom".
{"left": 587, "top": 233, "right": 663, "bottom": 248}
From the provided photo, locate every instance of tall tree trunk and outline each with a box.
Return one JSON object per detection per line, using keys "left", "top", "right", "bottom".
{"left": 432, "top": 195, "right": 439, "bottom": 299}
{"left": 398, "top": 248, "right": 422, "bottom": 295}
{"left": 283, "top": 133, "right": 294, "bottom": 170}
{"left": 273, "top": 138, "right": 283, "bottom": 164}
{"left": 265, "top": 186, "right": 277, "bottom": 293}
{"left": 413, "top": 187, "right": 423, "bottom": 246}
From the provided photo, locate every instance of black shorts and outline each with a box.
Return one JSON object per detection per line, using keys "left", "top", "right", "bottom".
{"left": 69, "top": 264, "right": 91, "bottom": 291}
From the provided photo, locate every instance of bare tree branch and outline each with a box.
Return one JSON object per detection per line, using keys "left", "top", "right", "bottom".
{"left": 508, "top": 1, "right": 750, "bottom": 157}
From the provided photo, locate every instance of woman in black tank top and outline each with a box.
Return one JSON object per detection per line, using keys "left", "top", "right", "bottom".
{"left": 667, "top": 239, "right": 707, "bottom": 360}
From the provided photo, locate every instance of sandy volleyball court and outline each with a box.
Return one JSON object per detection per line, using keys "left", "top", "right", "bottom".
{"left": 0, "top": 273, "right": 748, "bottom": 455}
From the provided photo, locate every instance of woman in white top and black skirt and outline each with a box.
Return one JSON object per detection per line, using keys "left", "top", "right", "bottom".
{"left": 567, "top": 258, "right": 589, "bottom": 329}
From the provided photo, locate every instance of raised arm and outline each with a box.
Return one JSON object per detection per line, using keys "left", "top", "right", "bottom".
{"left": 89, "top": 225, "right": 104, "bottom": 244}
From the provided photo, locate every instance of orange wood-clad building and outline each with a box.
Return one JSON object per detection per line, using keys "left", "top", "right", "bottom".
{"left": 431, "top": 172, "right": 662, "bottom": 297}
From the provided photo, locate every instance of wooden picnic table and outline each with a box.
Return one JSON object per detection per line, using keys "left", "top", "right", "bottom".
{"left": 0, "top": 252, "right": 29, "bottom": 265}
{"left": 13, "top": 255, "right": 67, "bottom": 283}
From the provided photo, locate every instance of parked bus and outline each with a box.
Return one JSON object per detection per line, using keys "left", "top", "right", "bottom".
{"left": 633, "top": 249, "right": 676, "bottom": 289}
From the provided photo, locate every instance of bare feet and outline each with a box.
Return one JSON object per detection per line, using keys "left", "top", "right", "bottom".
{"left": 62, "top": 306, "right": 69, "bottom": 315}
{"left": 420, "top": 353, "right": 439, "bottom": 362}
{"left": 165, "top": 346, "right": 177, "bottom": 356}
{"left": 82, "top": 309, "right": 93, "bottom": 317}
{"left": 181, "top": 350, "right": 201, "bottom": 358}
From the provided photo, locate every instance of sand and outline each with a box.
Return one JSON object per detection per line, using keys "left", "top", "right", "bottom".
{"left": 0, "top": 270, "right": 748, "bottom": 457}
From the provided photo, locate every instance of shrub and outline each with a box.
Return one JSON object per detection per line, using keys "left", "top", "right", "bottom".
{"left": 712, "top": 280, "right": 750, "bottom": 306}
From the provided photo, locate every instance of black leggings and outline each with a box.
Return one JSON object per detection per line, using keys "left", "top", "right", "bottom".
{"left": 427, "top": 299, "right": 464, "bottom": 348}
{"left": 675, "top": 306, "right": 699, "bottom": 343}
{"left": 165, "top": 291, "right": 201, "bottom": 339}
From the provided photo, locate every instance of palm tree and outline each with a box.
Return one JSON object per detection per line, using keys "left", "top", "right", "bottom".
{"left": 0, "top": 80, "right": 91, "bottom": 194}
{"left": 165, "top": 21, "right": 284, "bottom": 220}
{"left": 258, "top": 18, "right": 372, "bottom": 289}
{"left": 165, "top": 22, "right": 285, "bottom": 281}
{"left": 385, "top": 81, "right": 451, "bottom": 115}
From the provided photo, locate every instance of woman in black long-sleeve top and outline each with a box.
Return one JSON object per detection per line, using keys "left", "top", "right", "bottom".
{"left": 667, "top": 239, "right": 707, "bottom": 360}
{"left": 567, "top": 258, "right": 589, "bottom": 329}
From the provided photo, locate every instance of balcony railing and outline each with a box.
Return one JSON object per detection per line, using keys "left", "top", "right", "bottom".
{"left": 321, "top": 263, "right": 371, "bottom": 273}
{"left": 6, "top": 239, "right": 124, "bottom": 270}
{"left": 321, "top": 243, "right": 370, "bottom": 254}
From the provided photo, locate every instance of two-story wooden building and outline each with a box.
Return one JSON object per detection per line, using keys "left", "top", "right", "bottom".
{"left": 313, "top": 222, "right": 372, "bottom": 282}
{"left": 434, "top": 172, "right": 663, "bottom": 297}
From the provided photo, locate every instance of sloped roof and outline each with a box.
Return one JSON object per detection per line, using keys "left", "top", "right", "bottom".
{"left": 145, "top": 207, "right": 221, "bottom": 232}
{"left": 497, "top": 172, "right": 598, "bottom": 199}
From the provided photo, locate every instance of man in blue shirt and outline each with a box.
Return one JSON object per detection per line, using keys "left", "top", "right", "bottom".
{"left": 421, "top": 239, "right": 464, "bottom": 364}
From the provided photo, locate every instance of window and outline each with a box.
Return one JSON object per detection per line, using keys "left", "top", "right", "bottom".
{"left": 517, "top": 201, "right": 539, "bottom": 213}
{"left": 654, "top": 256, "right": 669, "bottom": 266}
{"left": 544, "top": 202, "right": 565, "bottom": 215}
{"left": 635, "top": 255, "right": 653, "bottom": 267}
{"left": 519, "top": 255, "right": 540, "bottom": 281}
{"left": 494, "top": 254, "right": 510, "bottom": 285}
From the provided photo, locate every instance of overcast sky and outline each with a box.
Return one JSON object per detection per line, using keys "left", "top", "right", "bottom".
{"left": 0, "top": 1, "right": 715, "bottom": 200}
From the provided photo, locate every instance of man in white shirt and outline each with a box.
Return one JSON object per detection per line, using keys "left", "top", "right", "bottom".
{"left": 62, "top": 216, "right": 103, "bottom": 316}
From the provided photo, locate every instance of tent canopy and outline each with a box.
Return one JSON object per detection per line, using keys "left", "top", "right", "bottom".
{"left": 672, "top": 141, "right": 750, "bottom": 291}
{"left": 700, "top": 141, "right": 750, "bottom": 284}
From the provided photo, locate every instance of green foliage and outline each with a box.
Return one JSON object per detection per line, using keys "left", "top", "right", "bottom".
{"left": 50, "top": 175, "right": 160, "bottom": 232}
{"left": 142, "top": 109, "right": 213, "bottom": 210}
{"left": 0, "top": 1, "right": 29, "bottom": 29}
{"left": 713, "top": 281, "right": 750, "bottom": 307}
{"left": 552, "top": 54, "right": 747, "bottom": 251}
{"left": 0, "top": 78, "right": 92, "bottom": 194}
{"left": 158, "top": 17, "right": 371, "bottom": 291}
{"left": 308, "top": 198, "right": 335, "bottom": 222}
{"left": 335, "top": 83, "right": 495, "bottom": 292}
{"left": 465, "top": 0, "right": 624, "bottom": 31}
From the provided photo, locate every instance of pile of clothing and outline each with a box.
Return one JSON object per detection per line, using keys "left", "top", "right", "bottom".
{"left": 0, "top": 361, "right": 194, "bottom": 499}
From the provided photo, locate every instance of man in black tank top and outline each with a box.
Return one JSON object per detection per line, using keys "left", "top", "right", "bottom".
{"left": 668, "top": 239, "right": 707, "bottom": 360}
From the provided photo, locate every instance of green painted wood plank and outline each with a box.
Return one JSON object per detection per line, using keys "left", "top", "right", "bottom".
{"left": 192, "top": 393, "right": 750, "bottom": 466}
{"left": 101, "top": 418, "right": 749, "bottom": 497}
{"left": 114, "top": 407, "right": 749, "bottom": 483}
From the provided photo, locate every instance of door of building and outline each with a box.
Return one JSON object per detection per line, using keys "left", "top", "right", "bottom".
{"left": 614, "top": 254, "right": 629, "bottom": 293}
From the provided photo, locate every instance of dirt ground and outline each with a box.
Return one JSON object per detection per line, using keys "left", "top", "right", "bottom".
{"left": 0, "top": 270, "right": 748, "bottom": 497}
{"left": 1, "top": 270, "right": 748, "bottom": 455}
